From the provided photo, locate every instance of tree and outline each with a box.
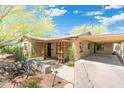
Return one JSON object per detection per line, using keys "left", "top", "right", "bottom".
{"left": 0, "top": 5, "right": 55, "bottom": 48}
{"left": 0, "top": 6, "right": 19, "bottom": 47}
{"left": 0, "top": 5, "right": 13, "bottom": 22}
{"left": 70, "top": 24, "right": 107, "bottom": 35}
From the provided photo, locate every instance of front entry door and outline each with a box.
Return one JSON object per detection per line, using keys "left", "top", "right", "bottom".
{"left": 47, "top": 43, "right": 51, "bottom": 57}
{"left": 94, "top": 44, "right": 96, "bottom": 54}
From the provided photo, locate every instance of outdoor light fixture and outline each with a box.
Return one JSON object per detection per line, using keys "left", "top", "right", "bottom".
{"left": 52, "top": 70, "right": 58, "bottom": 87}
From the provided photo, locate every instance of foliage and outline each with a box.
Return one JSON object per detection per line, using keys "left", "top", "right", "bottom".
{"left": 20, "top": 80, "right": 41, "bottom": 88}
{"left": 0, "top": 6, "right": 13, "bottom": 22}
{"left": 70, "top": 24, "right": 107, "bottom": 35}
{"left": 67, "top": 47, "right": 75, "bottom": 61}
{"left": 0, "top": 5, "right": 55, "bottom": 48}
{"left": 12, "top": 45, "right": 26, "bottom": 62}
{"left": 0, "top": 6, "right": 22, "bottom": 47}
{"left": 0, "top": 46, "right": 13, "bottom": 54}
{"left": 67, "top": 60, "right": 75, "bottom": 67}
{"left": 66, "top": 47, "right": 75, "bottom": 67}
{"left": 31, "top": 32, "right": 51, "bottom": 37}
{"left": 0, "top": 44, "right": 26, "bottom": 62}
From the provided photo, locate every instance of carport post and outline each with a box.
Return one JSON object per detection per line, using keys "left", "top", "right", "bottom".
{"left": 120, "top": 42, "right": 124, "bottom": 59}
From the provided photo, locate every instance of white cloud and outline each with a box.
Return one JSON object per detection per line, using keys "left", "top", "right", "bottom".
{"left": 48, "top": 8, "right": 67, "bottom": 17}
{"left": 86, "top": 11, "right": 103, "bottom": 16}
{"left": 61, "top": 7, "right": 64, "bottom": 9}
{"left": 116, "top": 26, "right": 124, "bottom": 31}
{"left": 48, "top": 5, "right": 56, "bottom": 7}
{"left": 106, "top": 26, "right": 124, "bottom": 34}
{"left": 104, "top": 5, "right": 124, "bottom": 10}
{"left": 119, "top": 11, "right": 123, "bottom": 13}
{"left": 95, "top": 13, "right": 124, "bottom": 25}
{"left": 73, "top": 10, "right": 79, "bottom": 14}
{"left": 107, "top": 26, "right": 124, "bottom": 34}
{"left": 95, "top": 16, "right": 106, "bottom": 20}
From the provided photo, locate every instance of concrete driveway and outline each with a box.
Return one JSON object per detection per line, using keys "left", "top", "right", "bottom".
{"left": 75, "top": 54, "right": 124, "bottom": 88}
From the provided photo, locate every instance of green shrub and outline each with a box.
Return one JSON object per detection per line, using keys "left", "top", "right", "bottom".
{"left": 20, "top": 80, "right": 41, "bottom": 88}
{"left": 0, "top": 46, "right": 13, "bottom": 54}
{"left": 66, "top": 47, "right": 75, "bottom": 67}
{"left": 0, "top": 44, "right": 26, "bottom": 62}
{"left": 12, "top": 45, "right": 26, "bottom": 62}
{"left": 67, "top": 47, "right": 75, "bottom": 61}
{"left": 67, "top": 60, "right": 75, "bottom": 67}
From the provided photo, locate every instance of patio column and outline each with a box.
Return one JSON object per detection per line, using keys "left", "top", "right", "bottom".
{"left": 57, "top": 41, "right": 64, "bottom": 63}
{"left": 120, "top": 42, "right": 124, "bottom": 59}
{"left": 41, "top": 43, "right": 45, "bottom": 60}
{"left": 44, "top": 43, "right": 47, "bottom": 59}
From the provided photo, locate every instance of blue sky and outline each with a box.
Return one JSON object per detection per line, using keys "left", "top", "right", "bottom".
{"left": 45, "top": 5, "right": 124, "bottom": 36}
{"left": 25, "top": 5, "right": 124, "bottom": 36}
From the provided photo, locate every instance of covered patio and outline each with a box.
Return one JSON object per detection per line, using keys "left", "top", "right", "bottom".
{"left": 30, "top": 38, "right": 70, "bottom": 63}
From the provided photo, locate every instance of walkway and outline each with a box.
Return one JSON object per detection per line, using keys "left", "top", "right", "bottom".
{"left": 53, "top": 64, "right": 74, "bottom": 84}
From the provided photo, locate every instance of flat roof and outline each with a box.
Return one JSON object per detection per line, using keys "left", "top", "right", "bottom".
{"left": 30, "top": 32, "right": 91, "bottom": 42}
{"left": 30, "top": 32, "right": 124, "bottom": 43}
{"left": 81, "top": 33, "right": 124, "bottom": 43}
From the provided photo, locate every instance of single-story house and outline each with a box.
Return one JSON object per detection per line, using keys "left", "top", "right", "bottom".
{"left": 22, "top": 32, "right": 124, "bottom": 63}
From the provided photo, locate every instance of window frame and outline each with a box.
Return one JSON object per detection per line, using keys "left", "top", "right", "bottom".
{"left": 80, "top": 42, "right": 83, "bottom": 53}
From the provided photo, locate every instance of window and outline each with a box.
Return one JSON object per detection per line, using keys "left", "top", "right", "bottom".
{"left": 88, "top": 43, "right": 90, "bottom": 50}
{"left": 96, "top": 44, "right": 104, "bottom": 51}
{"left": 80, "top": 42, "right": 83, "bottom": 53}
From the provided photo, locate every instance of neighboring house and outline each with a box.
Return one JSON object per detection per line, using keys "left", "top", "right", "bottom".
{"left": 22, "top": 32, "right": 124, "bottom": 63}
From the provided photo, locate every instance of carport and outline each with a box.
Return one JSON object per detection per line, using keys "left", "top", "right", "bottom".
{"left": 80, "top": 33, "right": 124, "bottom": 58}
{"left": 75, "top": 33, "right": 124, "bottom": 88}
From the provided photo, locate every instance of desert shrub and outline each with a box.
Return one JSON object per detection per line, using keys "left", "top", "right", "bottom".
{"left": 67, "top": 60, "right": 75, "bottom": 67}
{"left": 12, "top": 45, "right": 26, "bottom": 62}
{"left": 20, "top": 80, "right": 41, "bottom": 88}
{"left": 66, "top": 47, "right": 75, "bottom": 67}
{"left": 0, "top": 44, "right": 26, "bottom": 62}
{"left": 0, "top": 46, "right": 13, "bottom": 54}
{"left": 67, "top": 47, "right": 75, "bottom": 61}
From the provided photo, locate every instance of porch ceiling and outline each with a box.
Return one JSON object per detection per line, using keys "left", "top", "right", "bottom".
{"left": 80, "top": 33, "right": 124, "bottom": 43}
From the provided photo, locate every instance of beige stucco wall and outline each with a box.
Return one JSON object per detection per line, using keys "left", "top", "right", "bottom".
{"left": 32, "top": 42, "right": 42, "bottom": 57}
{"left": 71, "top": 38, "right": 94, "bottom": 60}
{"left": 79, "top": 41, "right": 94, "bottom": 58}
{"left": 22, "top": 40, "right": 32, "bottom": 58}
{"left": 95, "top": 43, "right": 113, "bottom": 54}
